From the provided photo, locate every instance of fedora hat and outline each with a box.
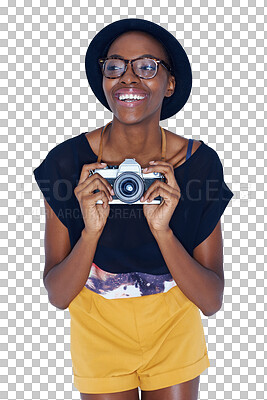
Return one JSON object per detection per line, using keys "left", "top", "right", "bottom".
{"left": 85, "top": 18, "right": 192, "bottom": 121}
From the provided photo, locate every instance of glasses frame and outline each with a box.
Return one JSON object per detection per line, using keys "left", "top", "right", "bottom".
{"left": 98, "top": 56, "right": 173, "bottom": 79}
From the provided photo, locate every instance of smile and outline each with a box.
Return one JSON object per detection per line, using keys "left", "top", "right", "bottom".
{"left": 114, "top": 93, "right": 148, "bottom": 107}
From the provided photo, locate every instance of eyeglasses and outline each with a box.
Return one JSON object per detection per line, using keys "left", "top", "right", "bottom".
{"left": 98, "top": 56, "right": 173, "bottom": 79}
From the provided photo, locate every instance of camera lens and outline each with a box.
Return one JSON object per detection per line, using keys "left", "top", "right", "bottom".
{"left": 114, "top": 172, "right": 144, "bottom": 204}
{"left": 120, "top": 178, "right": 138, "bottom": 196}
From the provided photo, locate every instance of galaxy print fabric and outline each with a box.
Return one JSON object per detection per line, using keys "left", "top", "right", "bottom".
{"left": 85, "top": 263, "right": 177, "bottom": 299}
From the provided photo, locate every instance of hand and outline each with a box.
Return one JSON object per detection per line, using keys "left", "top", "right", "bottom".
{"left": 74, "top": 162, "right": 114, "bottom": 234}
{"left": 141, "top": 160, "right": 181, "bottom": 232}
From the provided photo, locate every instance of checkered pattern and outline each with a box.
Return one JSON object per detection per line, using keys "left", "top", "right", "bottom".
{"left": 1, "top": 2, "right": 265, "bottom": 399}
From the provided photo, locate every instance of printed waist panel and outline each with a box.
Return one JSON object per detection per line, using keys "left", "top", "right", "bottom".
{"left": 85, "top": 263, "right": 177, "bottom": 299}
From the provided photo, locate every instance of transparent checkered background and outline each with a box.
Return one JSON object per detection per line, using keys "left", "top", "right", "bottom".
{"left": 1, "top": 1, "right": 265, "bottom": 399}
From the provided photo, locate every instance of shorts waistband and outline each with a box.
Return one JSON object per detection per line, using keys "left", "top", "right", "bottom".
{"left": 85, "top": 263, "right": 177, "bottom": 299}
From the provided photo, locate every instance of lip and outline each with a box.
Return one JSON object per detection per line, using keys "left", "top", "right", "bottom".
{"left": 114, "top": 88, "right": 148, "bottom": 97}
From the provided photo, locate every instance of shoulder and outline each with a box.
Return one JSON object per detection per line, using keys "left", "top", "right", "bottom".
{"left": 40, "top": 133, "right": 85, "bottom": 177}
{"left": 165, "top": 129, "right": 205, "bottom": 168}
{"left": 188, "top": 140, "right": 224, "bottom": 184}
{"left": 84, "top": 127, "right": 102, "bottom": 155}
{"left": 199, "top": 142, "right": 223, "bottom": 169}
{"left": 33, "top": 133, "right": 84, "bottom": 184}
{"left": 167, "top": 130, "right": 224, "bottom": 182}
{"left": 46, "top": 133, "right": 81, "bottom": 160}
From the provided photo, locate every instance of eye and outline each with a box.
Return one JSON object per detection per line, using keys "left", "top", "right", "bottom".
{"left": 106, "top": 64, "right": 120, "bottom": 71}
{"left": 105, "top": 59, "right": 125, "bottom": 72}
{"left": 140, "top": 65, "right": 155, "bottom": 71}
{"left": 135, "top": 59, "right": 157, "bottom": 72}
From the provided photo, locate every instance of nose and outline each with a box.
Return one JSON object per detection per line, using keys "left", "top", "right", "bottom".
{"left": 119, "top": 61, "right": 140, "bottom": 84}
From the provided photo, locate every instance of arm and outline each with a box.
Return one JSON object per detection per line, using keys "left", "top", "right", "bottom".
{"left": 43, "top": 198, "right": 103, "bottom": 310}
{"left": 151, "top": 220, "right": 224, "bottom": 317}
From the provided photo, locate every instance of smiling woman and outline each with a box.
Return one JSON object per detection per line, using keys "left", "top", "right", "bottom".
{"left": 100, "top": 32, "right": 175, "bottom": 129}
{"left": 33, "top": 18, "right": 234, "bottom": 400}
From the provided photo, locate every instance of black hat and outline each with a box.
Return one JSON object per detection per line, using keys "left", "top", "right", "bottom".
{"left": 85, "top": 18, "right": 192, "bottom": 121}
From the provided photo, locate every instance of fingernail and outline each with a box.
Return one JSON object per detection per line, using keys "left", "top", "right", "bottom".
{"left": 101, "top": 162, "right": 107, "bottom": 165}
{"left": 143, "top": 168, "right": 148, "bottom": 172}
{"left": 149, "top": 160, "right": 155, "bottom": 164}
{"left": 141, "top": 196, "right": 144, "bottom": 201}
{"left": 111, "top": 188, "right": 115, "bottom": 195}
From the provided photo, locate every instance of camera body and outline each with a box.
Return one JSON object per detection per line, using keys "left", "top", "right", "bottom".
{"left": 92, "top": 158, "right": 165, "bottom": 205}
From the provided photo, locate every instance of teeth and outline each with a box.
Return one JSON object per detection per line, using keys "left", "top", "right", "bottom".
{"left": 118, "top": 93, "right": 145, "bottom": 101}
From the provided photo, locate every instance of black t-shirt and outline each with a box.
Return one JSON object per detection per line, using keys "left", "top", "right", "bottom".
{"left": 33, "top": 131, "right": 234, "bottom": 276}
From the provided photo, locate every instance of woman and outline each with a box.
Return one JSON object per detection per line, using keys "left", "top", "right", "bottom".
{"left": 33, "top": 18, "right": 234, "bottom": 400}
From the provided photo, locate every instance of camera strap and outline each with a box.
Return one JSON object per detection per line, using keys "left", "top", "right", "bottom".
{"left": 96, "top": 121, "right": 167, "bottom": 164}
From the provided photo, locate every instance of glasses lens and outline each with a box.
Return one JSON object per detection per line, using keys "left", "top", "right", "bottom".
{"left": 133, "top": 58, "right": 157, "bottom": 78}
{"left": 104, "top": 59, "right": 125, "bottom": 78}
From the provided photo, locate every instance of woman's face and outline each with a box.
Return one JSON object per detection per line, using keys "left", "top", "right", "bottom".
{"left": 102, "top": 31, "right": 175, "bottom": 125}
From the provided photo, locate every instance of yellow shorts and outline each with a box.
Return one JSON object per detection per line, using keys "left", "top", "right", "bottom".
{"left": 68, "top": 284, "right": 210, "bottom": 394}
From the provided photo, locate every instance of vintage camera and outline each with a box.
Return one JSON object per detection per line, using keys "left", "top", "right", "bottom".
{"left": 91, "top": 158, "right": 166, "bottom": 205}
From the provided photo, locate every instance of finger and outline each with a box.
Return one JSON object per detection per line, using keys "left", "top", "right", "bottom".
{"left": 85, "top": 173, "right": 114, "bottom": 197}
{"left": 147, "top": 160, "right": 173, "bottom": 169}
{"left": 78, "top": 162, "right": 107, "bottom": 185}
{"left": 143, "top": 161, "right": 177, "bottom": 187}
{"left": 76, "top": 168, "right": 114, "bottom": 197}
{"left": 93, "top": 190, "right": 111, "bottom": 209}
{"left": 82, "top": 190, "right": 110, "bottom": 211}
{"left": 145, "top": 187, "right": 180, "bottom": 205}
{"left": 75, "top": 176, "right": 113, "bottom": 202}
{"left": 144, "top": 186, "right": 171, "bottom": 203}
{"left": 141, "top": 181, "right": 180, "bottom": 202}
{"left": 145, "top": 161, "right": 173, "bottom": 174}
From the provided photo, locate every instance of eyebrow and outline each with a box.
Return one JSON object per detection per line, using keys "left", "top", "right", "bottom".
{"left": 108, "top": 53, "right": 157, "bottom": 59}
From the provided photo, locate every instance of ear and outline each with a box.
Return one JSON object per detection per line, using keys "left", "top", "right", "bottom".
{"left": 165, "top": 74, "right": 176, "bottom": 98}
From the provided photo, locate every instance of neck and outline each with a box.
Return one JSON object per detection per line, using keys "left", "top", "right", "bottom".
{"left": 105, "top": 118, "right": 163, "bottom": 163}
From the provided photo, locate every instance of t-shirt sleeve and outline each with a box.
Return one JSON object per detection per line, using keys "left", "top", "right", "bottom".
{"left": 193, "top": 150, "right": 234, "bottom": 249}
{"left": 33, "top": 148, "right": 72, "bottom": 229}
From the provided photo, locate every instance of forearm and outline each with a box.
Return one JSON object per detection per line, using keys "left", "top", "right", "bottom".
{"left": 44, "top": 228, "right": 103, "bottom": 310}
{"left": 151, "top": 228, "right": 223, "bottom": 316}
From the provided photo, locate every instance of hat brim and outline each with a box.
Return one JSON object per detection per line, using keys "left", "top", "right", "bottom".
{"left": 85, "top": 18, "right": 192, "bottom": 121}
